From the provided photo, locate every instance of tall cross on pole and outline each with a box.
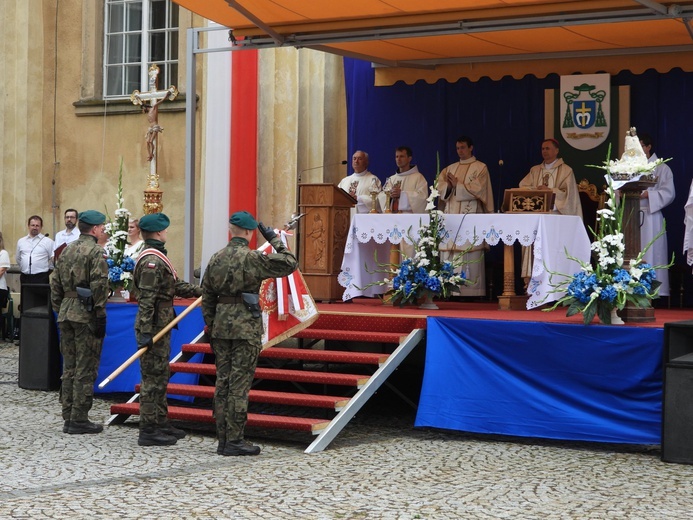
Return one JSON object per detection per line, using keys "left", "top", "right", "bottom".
{"left": 130, "top": 64, "right": 178, "bottom": 214}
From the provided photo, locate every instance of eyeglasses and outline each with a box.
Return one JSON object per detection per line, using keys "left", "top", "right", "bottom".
{"left": 65, "top": 216, "right": 77, "bottom": 220}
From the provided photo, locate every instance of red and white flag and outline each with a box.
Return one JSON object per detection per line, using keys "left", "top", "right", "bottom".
{"left": 257, "top": 230, "right": 319, "bottom": 349}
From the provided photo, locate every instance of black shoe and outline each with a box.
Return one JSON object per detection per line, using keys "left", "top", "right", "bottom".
{"left": 159, "top": 425, "right": 186, "bottom": 439}
{"left": 67, "top": 420, "right": 103, "bottom": 434}
{"left": 138, "top": 427, "right": 177, "bottom": 447}
{"left": 217, "top": 440, "right": 226, "bottom": 455}
{"left": 221, "top": 439, "right": 261, "bottom": 456}
{"left": 63, "top": 421, "right": 70, "bottom": 433}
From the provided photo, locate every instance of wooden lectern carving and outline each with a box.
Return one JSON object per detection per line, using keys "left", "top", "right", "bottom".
{"left": 502, "top": 189, "right": 556, "bottom": 213}
{"left": 298, "top": 184, "right": 356, "bottom": 301}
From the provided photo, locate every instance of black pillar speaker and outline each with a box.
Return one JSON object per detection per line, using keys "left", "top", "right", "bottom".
{"left": 661, "top": 321, "right": 693, "bottom": 463}
{"left": 18, "top": 284, "right": 61, "bottom": 391}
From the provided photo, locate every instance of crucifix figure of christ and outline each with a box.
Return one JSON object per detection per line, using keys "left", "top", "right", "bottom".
{"left": 130, "top": 64, "right": 178, "bottom": 187}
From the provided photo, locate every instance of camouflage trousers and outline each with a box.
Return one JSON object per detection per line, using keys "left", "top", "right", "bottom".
{"left": 137, "top": 330, "right": 171, "bottom": 429}
{"left": 58, "top": 320, "right": 103, "bottom": 422}
{"left": 212, "top": 338, "right": 262, "bottom": 443}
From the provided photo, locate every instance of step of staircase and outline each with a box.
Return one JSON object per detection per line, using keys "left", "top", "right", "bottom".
{"left": 110, "top": 403, "right": 330, "bottom": 434}
{"left": 138, "top": 383, "right": 350, "bottom": 410}
{"left": 182, "top": 343, "right": 389, "bottom": 366}
{"left": 293, "top": 329, "right": 406, "bottom": 344}
{"left": 303, "top": 313, "right": 426, "bottom": 334}
{"left": 170, "top": 363, "right": 371, "bottom": 387}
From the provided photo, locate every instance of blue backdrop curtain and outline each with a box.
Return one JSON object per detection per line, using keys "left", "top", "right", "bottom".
{"left": 344, "top": 60, "right": 693, "bottom": 296}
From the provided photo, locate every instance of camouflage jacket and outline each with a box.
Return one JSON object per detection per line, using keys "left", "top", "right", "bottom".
{"left": 201, "top": 236, "right": 298, "bottom": 341}
{"left": 134, "top": 249, "right": 202, "bottom": 334}
{"left": 49, "top": 234, "right": 109, "bottom": 322}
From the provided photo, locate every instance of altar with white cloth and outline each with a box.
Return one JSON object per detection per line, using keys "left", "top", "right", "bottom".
{"left": 338, "top": 213, "right": 591, "bottom": 309}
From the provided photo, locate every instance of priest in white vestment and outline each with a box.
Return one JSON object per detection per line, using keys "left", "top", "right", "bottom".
{"left": 639, "top": 135, "right": 674, "bottom": 297}
{"left": 684, "top": 177, "right": 693, "bottom": 272}
{"left": 436, "top": 136, "right": 494, "bottom": 296}
{"left": 378, "top": 146, "right": 428, "bottom": 258}
{"left": 338, "top": 150, "right": 382, "bottom": 214}
{"left": 519, "top": 138, "right": 582, "bottom": 280}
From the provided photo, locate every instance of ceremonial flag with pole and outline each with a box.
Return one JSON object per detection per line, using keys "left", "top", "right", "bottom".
{"left": 258, "top": 229, "right": 319, "bottom": 349}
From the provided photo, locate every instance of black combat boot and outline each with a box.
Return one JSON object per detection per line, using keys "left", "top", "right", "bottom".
{"left": 159, "top": 424, "right": 186, "bottom": 439}
{"left": 221, "top": 439, "right": 261, "bottom": 456}
{"left": 63, "top": 421, "right": 70, "bottom": 433}
{"left": 67, "top": 420, "right": 103, "bottom": 434}
{"left": 138, "top": 427, "right": 177, "bottom": 446}
{"left": 217, "top": 439, "right": 226, "bottom": 455}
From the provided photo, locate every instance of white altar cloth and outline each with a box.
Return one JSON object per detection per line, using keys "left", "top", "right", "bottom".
{"left": 337, "top": 213, "right": 591, "bottom": 309}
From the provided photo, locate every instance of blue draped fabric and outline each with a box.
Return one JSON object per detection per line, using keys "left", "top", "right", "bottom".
{"left": 95, "top": 302, "right": 203, "bottom": 394}
{"left": 344, "top": 60, "right": 693, "bottom": 286}
{"left": 415, "top": 317, "right": 663, "bottom": 444}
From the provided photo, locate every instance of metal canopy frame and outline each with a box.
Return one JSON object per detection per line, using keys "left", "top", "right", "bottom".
{"left": 222, "top": 3, "right": 693, "bottom": 68}
{"left": 183, "top": 26, "right": 233, "bottom": 282}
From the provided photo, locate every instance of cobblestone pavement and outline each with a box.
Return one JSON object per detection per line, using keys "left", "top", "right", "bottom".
{"left": 2, "top": 340, "right": 693, "bottom": 519}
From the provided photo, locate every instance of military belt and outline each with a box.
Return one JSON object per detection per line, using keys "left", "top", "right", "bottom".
{"left": 157, "top": 300, "right": 174, "bottom": 308}
{"left": 64, "top": 291, "right": 78, "bottom": 298}
{"left": 218, "top": 296, "right": 243, "bottom": 304}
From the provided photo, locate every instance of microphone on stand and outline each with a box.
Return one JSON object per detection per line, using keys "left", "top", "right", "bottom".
{"left": 496, "top": 159, "right": 504, "bottom": 213}
{"left": 297, "top": 160, "right": 347, "bottom": 183}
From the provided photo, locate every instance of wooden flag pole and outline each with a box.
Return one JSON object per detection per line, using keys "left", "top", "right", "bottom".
{"left": 97, "top": 296, "right": 202, "bottom": 389}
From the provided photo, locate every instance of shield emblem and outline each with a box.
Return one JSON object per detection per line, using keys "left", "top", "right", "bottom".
{"left": 573, "top": 100, "right": 596, "bottom": 129}
{"left": 560, "top": 74, "right": 611, "bottom": 151}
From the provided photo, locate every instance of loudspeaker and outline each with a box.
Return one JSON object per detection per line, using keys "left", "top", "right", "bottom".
{"left": 18, "top": 315, "right": 60, "bottom": 391}
{"left": 662, "top": 319, "right": 693, "bottom": 464}
{"left": 664, "top": 320, "right": 693, "bottom": 362}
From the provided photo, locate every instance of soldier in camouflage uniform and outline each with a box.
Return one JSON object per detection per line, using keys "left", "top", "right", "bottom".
{"left": 49, "top": 210, "right": 109, "bottom": 434}
{"left": 134, "top": 213, "right": 202, "bottom": 447}
{"left": 202, "top": 211, "right": 298, "bottom": 456}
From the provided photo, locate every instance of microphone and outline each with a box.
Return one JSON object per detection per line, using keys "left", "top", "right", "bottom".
{"left": 298, "top": 160, "right": 347, "bottom": 183}
{"left": 496, "top": 159, "right": 504, "bottom": 213}
{"left": 29, "top": 234, "right": 48, "bottom": 274}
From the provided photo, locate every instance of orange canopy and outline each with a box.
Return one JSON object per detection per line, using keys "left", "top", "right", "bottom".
{"left": 174, "top": 0, "right": 693, "bottom": 84}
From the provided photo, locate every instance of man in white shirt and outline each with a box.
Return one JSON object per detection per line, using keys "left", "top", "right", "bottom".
{"left": 53, "top": 208, "right": 79, "bottom": 260}
{"left": 16, "top": 215, "right": 54, "bottom": 285}
{"left": 338, "top": 150, "right": 381, "bottom": 213}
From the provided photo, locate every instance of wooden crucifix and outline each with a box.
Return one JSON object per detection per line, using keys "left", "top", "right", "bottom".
{"left": 130, "top": 64, "right": 178, "bottom": 213}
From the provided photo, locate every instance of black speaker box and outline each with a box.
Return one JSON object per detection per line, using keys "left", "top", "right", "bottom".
{"left": 661, "top": 321, "right": 693, "bottom": 463}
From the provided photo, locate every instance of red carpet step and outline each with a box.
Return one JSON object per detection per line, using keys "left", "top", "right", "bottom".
{"left": 110, "top": 403, "right": 330, "bottom": 433}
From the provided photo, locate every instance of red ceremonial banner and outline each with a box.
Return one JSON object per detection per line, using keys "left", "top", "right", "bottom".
{"left": 257, "top": 230, "right": 319, "bottom": 349}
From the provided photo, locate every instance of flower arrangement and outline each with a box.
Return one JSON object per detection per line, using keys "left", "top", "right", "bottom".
{"left": 104, "top": 163, "right": 136, "bottom": 292}
{"left": 545, "top": 133, "right": 672, "bottom": 324}
{"left": 359, "top": 163, "right": 474, "bottom": 306}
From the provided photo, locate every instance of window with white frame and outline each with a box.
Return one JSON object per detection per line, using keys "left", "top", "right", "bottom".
{"left": 104, "top": 0, "right": 179, "bottom": 98}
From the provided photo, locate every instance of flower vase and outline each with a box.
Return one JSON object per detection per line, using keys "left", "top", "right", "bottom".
{"left": 108, "top": 286, "right": 127, "bottom": 302}
{"left": 419, "top": 291, "right": 439, "bottom": 310}
{"left": 610, "top": 307, "right": 624, "bottom": 325}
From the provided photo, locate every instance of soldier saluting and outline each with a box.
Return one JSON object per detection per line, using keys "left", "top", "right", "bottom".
{"left": 134, "top": 212, "right": 202, "bottom": 447}
{"left": 201, "top": 211, "right": 298, "bottom": 456}
{"left": 49, "top": 210, "right": 109, "bottom": 434}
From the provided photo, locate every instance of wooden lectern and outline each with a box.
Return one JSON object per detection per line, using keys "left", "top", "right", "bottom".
{"left": 298, "top": 184, "right": 356, "bottom": 301}
{"left": 498, "top": 189, "right": 556, "bottom": 310}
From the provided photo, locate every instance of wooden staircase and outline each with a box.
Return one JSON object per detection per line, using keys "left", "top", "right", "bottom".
{"left": 109, "top": 312, "right": 427, "bottom": 452}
